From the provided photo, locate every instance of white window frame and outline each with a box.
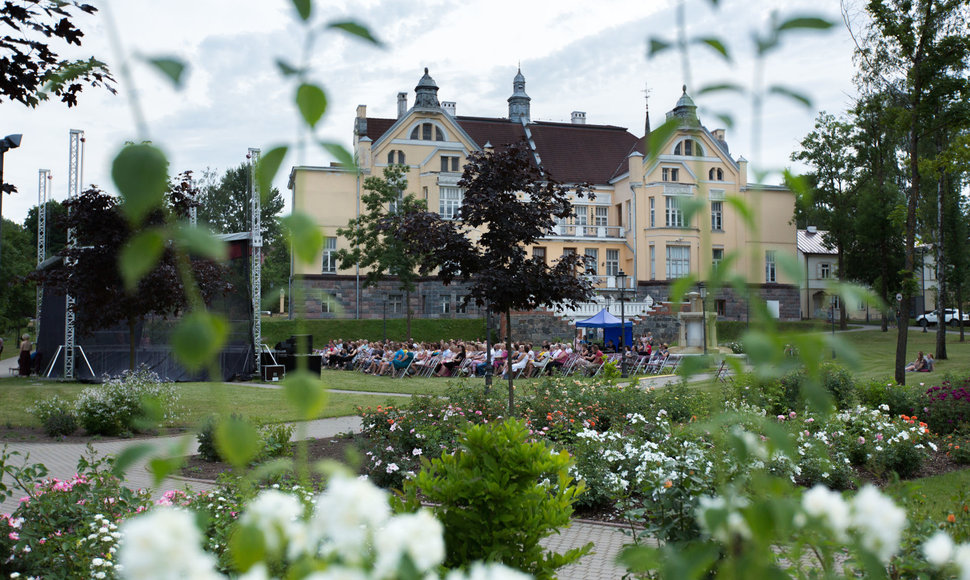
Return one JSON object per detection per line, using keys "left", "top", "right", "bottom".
{"left": 666, "top": 245, "right": 690, "bottom": 279}
{"left": 662, "top": 167, "right": 680, "bottom": 182}
{"left": 766, "top": 250, "right": 777, "bottom": 283}
{"left": 388, "top": 294, "right": 403, "bottom": 314}
{"left": 649, "top": 197, "right": 655, "bottom": 228}
{"left": 711, "top": 201, "right": 723, "bottom": 231}
{"left": 439, "top": 186, "right": 463, "bottom": 220}
{"left": 665, "top": 196, "right": 685, "bottom": 228}
{"left": 712, "top": 248, "right": 724, "bottom": 268}
{"left": 594, "top": 206, "right": 609, "bottom": 226}
{"left": 322, "top": 237, "right": 337, "bottom": 274}
{"left": 820, "top": 263, "right": 831, "bottom": 279}
{"left": 584, "top": 248, "right": 598, "bottom": 275}
{"left": 605, "top": 249, "right": 619, "bottom": 277}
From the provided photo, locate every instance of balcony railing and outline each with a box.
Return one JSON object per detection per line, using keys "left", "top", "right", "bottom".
{"left": 585, "top": 274, "right": 634, "bottom": 290}
{"left": 549, "top": 225, "right": 625, "bottom": 239}
{"left": 552, "top": 295, "right": 657, "bottom": 319}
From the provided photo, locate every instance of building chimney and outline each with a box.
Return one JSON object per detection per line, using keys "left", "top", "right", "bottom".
{"left": 571, "top": 111, "right": 586, "bottom": 125}
{"left": 442, "top": 101, "right": 456, "bottom": 117}
{"left": 397, "top": 92, "right": 407, "bottom": 118}
{"left": 712, "top": 128, "right": 725, "bottom": 141}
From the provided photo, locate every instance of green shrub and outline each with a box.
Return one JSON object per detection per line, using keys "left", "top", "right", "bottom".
{"left": 0, "top": 448, "right": 153, "bottom": 578}
{"left": 651, "top": 380, "right": 710, "bottom": 423}
{"left": 28, "top": 396, "right": 77, "bottom": 437}
{"left": 780, "top": 363, "right": 857, "bottom": 411}
{"left": 405, "top": 419, "right": 591, "bottom": 578}
{"left": 198, "top": 415, "right": 221, "bottom": 462}
{"left": 43, "top": 411, "right": 78, "bottom": 438}
{"left": 856, "top": 378, "right": 924, "bottom": 418}
{"left": 197, "top": 415, "right": 295, "bottom": 464}
{"left": 74, "top": 367, "right": 179, "bottom": 436}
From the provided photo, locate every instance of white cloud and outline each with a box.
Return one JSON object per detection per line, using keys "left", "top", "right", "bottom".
{"left": 2, "top": 0, "right": 858, "bottom": 224}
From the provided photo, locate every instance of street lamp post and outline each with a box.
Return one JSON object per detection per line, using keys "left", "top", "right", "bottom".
{"left": 699, "top": 282, "right": 708, "bottom": 356}
{"left": 616, "top": 270, "right": 628, "bottom": 378}
{"left": 0, "top": 134, "right": 24, "bottom": 277}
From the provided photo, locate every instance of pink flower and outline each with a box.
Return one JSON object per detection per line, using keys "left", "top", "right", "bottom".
{"left": 8, "top": 532, "right": 18, "bottom": 540}
{"left": 806, "top": 418, "right": 814, "bottom": 423}
{"left": 876, "top": 433, "right": 884, "bottom": 441}
{"left": 789, "top": 412, "right": 797, "bottom": 418}
{"left": 804, "top": 430, "right": 810, "bottom": 437}
{"left": 858, "top": 436, "right": 865, "bottom": 444}
{"left": 777, "top": 415, "right": 786, "bottom": 421}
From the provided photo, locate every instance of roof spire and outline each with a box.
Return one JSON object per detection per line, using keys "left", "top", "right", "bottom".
{"left": 642, "top": 82, "right": 652, "bottom": 137}
{"left": 414, "top": 67, "right": 440, "bottom": 109}
{"left": 508, "top": 65, "right": 530, "bottom": 123}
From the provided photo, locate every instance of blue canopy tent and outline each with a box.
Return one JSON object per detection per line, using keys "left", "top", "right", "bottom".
{"left": 575, "top": 308, "right": 634, "bottom": 350}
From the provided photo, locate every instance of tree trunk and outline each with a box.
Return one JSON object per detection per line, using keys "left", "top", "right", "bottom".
{"left": 405, "top": 288, "right": 412, "bottom": 341}
{"left": 895, "top": 119, "right": 921, "bottom": 385}
{"left": 128, "top": 316, "right": 137, "bottom": 371}
{"left": 838, "top": 249, "right": 847, "bottom": 330}
{"left": 936, "top": 172, "right": 947, "bottom": 359}
{"left": 506, "top": 309, "right": 514, "bottom": 415}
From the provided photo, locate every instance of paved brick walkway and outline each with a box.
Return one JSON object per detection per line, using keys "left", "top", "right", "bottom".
{"left": 0, "top": 407, "right": 631, "bottom": 579}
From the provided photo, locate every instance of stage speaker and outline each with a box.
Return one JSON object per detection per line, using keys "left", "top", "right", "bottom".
{"left": 263, "top": 365, "right": 285, "bottom": 382}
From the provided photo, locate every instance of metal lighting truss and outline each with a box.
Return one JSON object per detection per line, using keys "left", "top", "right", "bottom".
{"left": 35, "top": 169, "right": 51, "bottom": 340}
{"left": 64, "top": 129, "right": 83, "bottom": 379}
{"left": 249, "top": 148, "right": 262, "bottom": 378}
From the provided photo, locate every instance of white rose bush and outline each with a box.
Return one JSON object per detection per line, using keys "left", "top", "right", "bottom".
{"left": 116, "top": 473, "right": 525, "bottom": 580}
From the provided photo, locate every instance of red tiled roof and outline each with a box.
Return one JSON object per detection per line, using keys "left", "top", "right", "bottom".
{"left": 362, "top": 115, "right": 643, "bottom": 185}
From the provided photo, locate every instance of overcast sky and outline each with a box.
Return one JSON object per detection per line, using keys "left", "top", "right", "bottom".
{"left": 2, "top": 0, "right": 864, "bottom": 226}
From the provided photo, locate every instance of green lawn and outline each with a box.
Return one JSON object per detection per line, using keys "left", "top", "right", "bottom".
{"left": 320, "top": 368, "right": 552, "bottom": 396}
{"left": 884, "top": 468, "right": 970, "bottom": 531}
{"left": 834, "top": 328, "right": 970, "bottom": 380}
{"left": 0, "top": 379, "right": 408, "bottom": 428}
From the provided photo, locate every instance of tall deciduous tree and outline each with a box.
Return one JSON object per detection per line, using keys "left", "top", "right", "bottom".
{"left": 335, "top": 164, "right": 428, "bottom": 340}
{"left": 196, "top": 164, "right": 284, "bottom": 245}
{"left": 853, "top": 0, "right": 970, "bottom": 383}
{"left": 0, "top": 217, "right": 35, "bottom": 335}
{"left": 24, "top": 199, "right": 68, "bottom": 259}
{"left": 792, "top": 112, "right": 858, "bottom": 329}
{"left": 843, "top": 91, "right": 907, "bottom": 331}
{"left": 401, "top": 141, "right": 595, "bottom": 413}
{"left": 0, "top": 1, "right": 114, "bottom": 107}
{"left": 39, "top": 177, "right": 230, "bottom": 370}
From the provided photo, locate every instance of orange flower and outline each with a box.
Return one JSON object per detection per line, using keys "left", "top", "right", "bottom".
{"left": 948, "top": 514, "right": 956, "bottom": 523}
{"left": 663, "top": 480, "right": 673, "bottom": 488}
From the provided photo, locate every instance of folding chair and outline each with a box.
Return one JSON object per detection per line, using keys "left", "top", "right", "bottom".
{"left": 392, "top": 355, "right": 415, "bottom": 378}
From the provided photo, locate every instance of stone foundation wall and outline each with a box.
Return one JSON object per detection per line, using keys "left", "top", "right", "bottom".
{"left": 505, "top": 310, "right": 682, "bottom": 347}
{"left": 296, "top": 276, "right": 483, "bottom": 319}
{"left": 635, "top": 282, "right": 800, "bottom": 321}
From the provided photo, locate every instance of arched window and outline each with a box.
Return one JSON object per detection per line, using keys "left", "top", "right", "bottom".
{"left": 387, "top": 151, "right": 395, "bottom": 164}
{"left": 708, "top": 167, "right": 724, "bottom": 181}
{"left": 674, "top": 139, "right": 703, "bottom": 156}
{"left": 716, "top": 168, "right": 722, "bottom": 180}
{"left": 386, "top": 150, "right": 407, "bottom": 164}
{"left": 708, "top": 168, "right": 715, "bottom": 180}
{"left": 409, "top": 122, "right": 445, "bottom": 141}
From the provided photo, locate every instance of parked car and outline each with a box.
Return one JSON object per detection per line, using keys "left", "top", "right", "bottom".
{"left": 915, "top": 308, "right": 970, "bottom": 327}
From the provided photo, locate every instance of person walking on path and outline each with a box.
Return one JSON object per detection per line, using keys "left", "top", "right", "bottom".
{"left": 18, "top": 334, "right": 32, "bottom": 376}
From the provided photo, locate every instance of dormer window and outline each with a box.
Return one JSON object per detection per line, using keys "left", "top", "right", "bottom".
{"left": 674, "top": 139, "right": 703, "bottom": 156}
{"left": 708, "top": 167, "right": 723, "bottom": 181}
{"left": 410, "top": 122, "right": 444, "bottom": 141}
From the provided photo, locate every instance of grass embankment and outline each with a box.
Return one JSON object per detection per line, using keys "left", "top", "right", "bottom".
{"left": 834, "top": 328, "right": 970, "bottom": 380}
{"left": 260, "top": 317, "right": 487, "bottom": 348}
{"left": 0, "top": 379, "right": 407, "bottom": 429}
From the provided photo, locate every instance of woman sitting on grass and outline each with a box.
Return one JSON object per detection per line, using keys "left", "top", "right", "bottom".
{"left": 905, "top": 351, "right": 926, "bottom": 372}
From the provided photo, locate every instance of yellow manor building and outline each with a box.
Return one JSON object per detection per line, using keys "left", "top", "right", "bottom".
{"left": 288, "top": 68, "right": 799, "bottom": 320}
